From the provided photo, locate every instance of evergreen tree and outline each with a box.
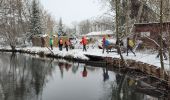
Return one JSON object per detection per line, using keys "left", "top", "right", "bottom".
{"left": 30, "top": 0, "right": 42, "bottom": 35}
{"left": 58, "top": 18, "right": 64, "bottom": 36}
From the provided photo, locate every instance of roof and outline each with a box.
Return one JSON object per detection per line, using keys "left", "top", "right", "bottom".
{"left": 86, "top": 30, "right": 114, "bottom": 36}
{"left": 134, "top": 22, "right": 170, "bottom": 26}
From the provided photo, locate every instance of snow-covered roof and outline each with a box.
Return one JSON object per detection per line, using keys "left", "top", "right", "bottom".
{"left": 86, "top": 30, "right": 114, "bottom": 36}
{"left": 134, "top": 21, "right": 170, "bottom": 25}
{"left": 42, "top": 34, "right": 48, "bottom": 37}
{"left": 33, "top": 34, "right": 58, "bottom": 38}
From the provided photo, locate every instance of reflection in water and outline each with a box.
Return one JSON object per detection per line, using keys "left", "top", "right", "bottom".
{"left": 103, "top": 68, "right": 109, "bottom": 82}
{"left": 111, "top": 73, "right": 166, "bottom": 100}
{"left": 0, "top": 53, "right": 165, "bottom": 100}
{"left": 0, "top": 53, "right": 55, "bottom": 100}
{"left": 72, "top": 63, "right": 79, "bottom": 74}
{"left": 82, "top": 66, "right": 87, "bottom": 78}
{"left": 58, "top": 62, "right": 64, "bottom": 78}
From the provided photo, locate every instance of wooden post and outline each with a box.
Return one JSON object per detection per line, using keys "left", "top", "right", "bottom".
{"left": 160, "top": 68, "right": 164, "bottom": 79}
{"left": 169, "top": 74, "right": 170, "bottom": 86}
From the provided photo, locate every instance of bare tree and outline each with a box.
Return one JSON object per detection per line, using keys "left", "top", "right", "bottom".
{"left": 0, "top": 0, "right": 57, "bottom": 48}
{"left": 0, "top": 0, "right": 27, "bottom": 50}
{"left": 78, "top": 20, "right": 91, "bottom": 35}
{"left": 41, "top": 10, "right": 56, "bottom": 35}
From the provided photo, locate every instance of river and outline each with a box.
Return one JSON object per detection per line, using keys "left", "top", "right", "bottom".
{"left": 0, "top": 52, "right": 164, "bottom": 100}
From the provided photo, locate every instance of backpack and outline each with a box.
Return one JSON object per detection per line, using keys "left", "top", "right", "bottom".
{"left": 105, "top": 40, "right": 110, "bottom": 46}
{"left": 129, "top": 40, "right": 134, "bottom": 47}
{"left": 66, "top": 41, "right": 70, "bottom": 45}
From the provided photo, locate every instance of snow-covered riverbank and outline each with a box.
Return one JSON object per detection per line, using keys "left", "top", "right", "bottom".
{"left": 0, "top": 46, "right": 169, "bottom": 71}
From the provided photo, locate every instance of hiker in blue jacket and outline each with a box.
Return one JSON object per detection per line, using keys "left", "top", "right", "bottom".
{"left": 105, "top": 39, "right": 110, "bottom": 53}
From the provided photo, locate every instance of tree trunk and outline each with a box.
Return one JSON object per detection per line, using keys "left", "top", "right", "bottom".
{"left": 10, "top": 45, "right": 16, "bottom": 51}
{"left": 115, "top": 0, "right": 119, "bottom": 41}
{"left": 159, "top": 0, "right": 164, "bottom": 69}
{"left": 159, "top": 0, "right": 164, "bottom": 73}
{"left": 115, "top": 0, "right": 127, "bottom": 67}
{"left": 125, "top": 0, "right": 131, "bottom": 35}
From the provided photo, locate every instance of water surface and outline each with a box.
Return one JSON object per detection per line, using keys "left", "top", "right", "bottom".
{"left": 0, "top": 53, "right": 162, "bottom": 100}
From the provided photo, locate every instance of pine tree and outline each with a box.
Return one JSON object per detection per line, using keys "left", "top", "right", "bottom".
{"left": 58, "top": 18, "right": 64, "bottom": 36}
{"left": 30, "top": 0, "right": 42, "bottom": 35}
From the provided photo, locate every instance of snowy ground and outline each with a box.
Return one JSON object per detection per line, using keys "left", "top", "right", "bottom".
{"left": 7, "top": 46, "right": 169, "bottom": 71}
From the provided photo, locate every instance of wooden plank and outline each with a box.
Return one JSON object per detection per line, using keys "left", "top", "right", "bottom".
{"left": 150, "top": 65, "right": 157, "bottom": 76}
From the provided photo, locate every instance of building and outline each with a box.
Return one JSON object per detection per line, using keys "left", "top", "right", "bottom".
{"left": 32, "top": 34, "right": 68, "bottom": 47}
{"left": 134, "top": 22, "right": 170, "bottom": 48}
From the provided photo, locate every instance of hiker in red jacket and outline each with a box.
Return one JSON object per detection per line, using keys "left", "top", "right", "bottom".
{"left": 81, "top": 36, "right": 87, "bottom": 51}
{"left": 58, "top": 38, "right": 63, "bottom": 51}
{"left": 82, "top": 66, "right": 87, "bottom": 77}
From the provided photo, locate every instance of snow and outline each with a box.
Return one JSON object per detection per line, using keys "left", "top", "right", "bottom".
{"left": 42, "top": 34, "right": 48, "bottom": 37}
{"left": 20, "top": 47, "right": 89, "bottom": 60}
{"left": 86, "top": 30, "right": 114, "bottom": 36}
{"left": 81, "top": 48, "right": 169, "bottom": 71}
{"left": 1, "top": 45, "right": 169, "bottom": 71}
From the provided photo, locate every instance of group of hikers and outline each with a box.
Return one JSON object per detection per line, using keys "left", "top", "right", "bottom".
{"left": 49, "top": 37, "right": 70, "bottom": 51}
{"left": 102, "top": 36, "right": 137, "bottom": 56}
{"left": 49, "top": 36, "right": 88, "bottom": 52}
{"left": 48, "top": 35, "right": 168, "bottom": 60}
{"left": 102, "top": 35, "right": 168, "bottom": 60}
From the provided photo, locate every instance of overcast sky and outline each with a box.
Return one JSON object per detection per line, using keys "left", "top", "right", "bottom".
{"left": 40, "top": 0, "right": 106, "bottom": 26}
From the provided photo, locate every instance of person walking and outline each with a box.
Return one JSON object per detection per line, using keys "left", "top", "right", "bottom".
{"left": 134, "top": 39, "right": 143, "bottom": 51}
{"left": 156, "top": 38, "right": 167, "bottom": 60}
{"left": 126, "top": 37, "right": 136, "bottom": 56}
{"left": 65, "top": 39, "right": 69, "bottom": 51}
{"left": 103, "top": 68, "right": 109, "bottom": 82}
{"left": 50, "top": 37, "right": 53, "bottom": 50}
{"left": 41, "top": 37, "right": 45, "bottom": 47}
{"left": 81, "top": 36, "right": 87, "bottom": 51}
{"left": 58, "top": 38, "right": 63, "bottom": 51}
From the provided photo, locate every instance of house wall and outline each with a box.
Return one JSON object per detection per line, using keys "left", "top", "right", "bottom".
{"left": 134, "top": 22, "right": 170, "bottom": 49}
{"left": 32, "top": 36, "right": 68, "bottom": 47}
